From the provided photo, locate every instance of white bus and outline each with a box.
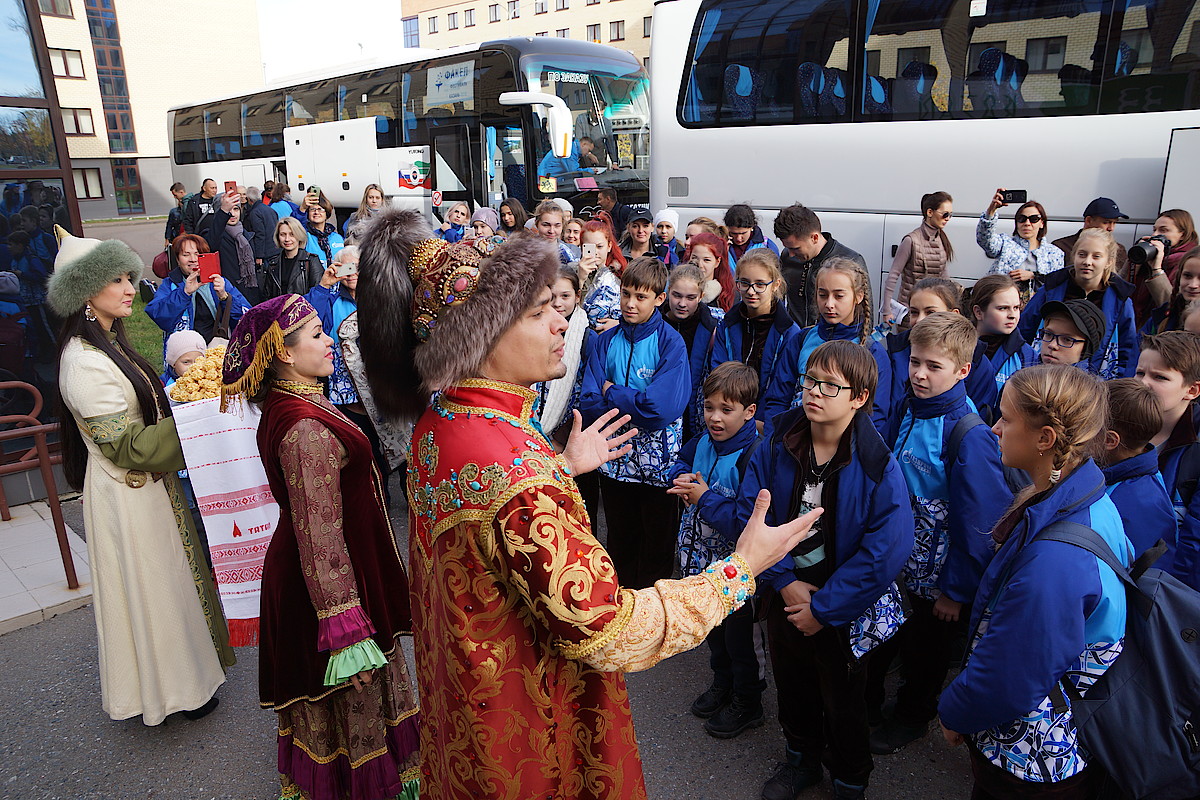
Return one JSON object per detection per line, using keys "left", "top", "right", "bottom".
{"left": 649, "top": 0, "right": 1200, "bottom": 297}
{"left": 169, "top": 38, "right": 649, "bottom": 220}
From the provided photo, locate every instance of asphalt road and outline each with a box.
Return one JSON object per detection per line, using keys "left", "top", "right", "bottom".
{"left": 6, "top": 219, "right": 974, "bottom": 798}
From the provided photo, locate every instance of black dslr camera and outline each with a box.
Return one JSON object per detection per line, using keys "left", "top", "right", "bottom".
{"left": 1128, "top": 234, "right": 1172, "bottom": 266}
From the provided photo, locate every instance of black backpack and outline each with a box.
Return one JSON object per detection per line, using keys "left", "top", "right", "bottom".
{"left": 1035, "top": 522, "right": 1200, "bottom": 799}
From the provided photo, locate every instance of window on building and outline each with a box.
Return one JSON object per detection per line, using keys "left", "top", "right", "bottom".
{"left": 535, "top": 0, "right": 547, "bottom": 13}
{"left": 586, "top": 0, "right": 599, "bottom": 5}
{"left": 508, "top": 0, "right": 519, "bottom": 18}
{"left": 556, "top": 0, "right": 568, "bottom": 9}
{"left": 1026, "top": 36, "right": 1067, "bottom": 73}
{"left": 610, "top": 20, "right": 624, "bottom": 41}
{"left": 643, "top": 57, "right": 650, "bottom": 68}
{"left": 402, "top": 16, "right": 419, "bottom": 47}
{"left": 643, "top": 16, "right": 651, "bottom": 36}
{"left": 490, "top": 4, "right": 500, "bottom": 21}
{"left": 586, "top": 23, "right": 600, "bottom": 41}
{"left": 48, "top": 48, "right": 85, "bottom": 78}
{"left": 428, "top": 15, "right": 438, "bottom": 33}
{"left": 896, "top": 47, "right": 930, "bottom": 73}
{"left": 556, "top": 28, "right": 569, "bottom": 37}
{"left": 38, "top": 0, "right": 72, "bottom": 17}
{"left": 464, "top": 8, "right": 475, "bottom": 26}
{"left": 865, "top": 50, "right": 880, "bottom": 76}
{"left": 61, "top": 107, "right": 94, "bottom": 135}
{"left": 536, "top": 30, "right": 547, "bottom": 36}
{"left": 111, "top": 158, "right": 143, "bottom": 214}
{"left": 448, "top": 11, "right": 458, "bottom": 28}
{"left": 73, "top": 167, "right": 102, "bottom": 199}
{"left": 967, "top": 41, "right": 1005, "bottom": 73}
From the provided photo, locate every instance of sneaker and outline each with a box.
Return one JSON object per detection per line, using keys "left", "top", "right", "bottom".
{"left": 761, "top": 759, "right": 822, "bottom": 800}
{"left": 690, "top": 684, "right": 731, "bottom": 719}
{"left": 868, "top": 717, "right": 927, "bottom": 754}
{"left": 703, "top": 693, "right": 764, "bottom": 739}
{"left": 832, "top": 779, "right": 867, "bottom": 799}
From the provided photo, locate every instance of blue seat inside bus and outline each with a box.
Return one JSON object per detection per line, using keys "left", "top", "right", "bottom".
{"left": 797, "top": 62, "right": 847, "bottom": 120}
{"left": 892, "top": 61, "right": 938, "bottom": 119}
{"left": 723, "top": 64, "right": 763, "bottom": 120}
{"left": 968, "top": 47, "right": 1028, "bottom": 117}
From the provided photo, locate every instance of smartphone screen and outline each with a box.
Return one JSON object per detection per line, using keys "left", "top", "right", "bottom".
{"left": 197, "top": 253, "right": 221, "bottom": 283}
{"left": 224, "top": 180, "right": 237, "bottom": 194}
{"left": 583, "top": 242, "right": 598, "bottom": 259}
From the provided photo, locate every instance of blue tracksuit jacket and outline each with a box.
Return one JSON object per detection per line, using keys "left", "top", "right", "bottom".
{"left": 889, "top": 381, "right": 1010, "bottom": 603}
{"left": 1101, "top": 448, "right": 1176, "bottom": 569}
{"left": 1018, "top": 268, "right": 1138, "bottom": 379}
{"left": 885, "top": 328, "right": 999, "bottom": 440}
{"left": 739, "top": 408, "right": 913, "bottom": 635}
{"left": 939, "top": 460, "right": 1130, "bottom": 783}
{"left": 580, "top": 309, "right": 690, "bottom": 486}
{"left": 986, "top": 329, "right": 1037, "bottom": 392}
{"left": 711, "top": 301, "right": 802, "bottom": 422}
{"left": 668, "top": 303, "right": 721, "bottom": 442}
{"left": 670, "top": 421, "right": 759, "bottom": 576}
{"left": 763, "top": 320, "right": 892, "bottom": 437}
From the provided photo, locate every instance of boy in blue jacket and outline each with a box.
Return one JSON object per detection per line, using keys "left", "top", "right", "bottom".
{"left": 1137, "top": 332, "right": 1200, "bottom": 589}
{"left": 738, "top": 339, "right": 914, "bottom": 800}
{"left": 869, "top": 313, "right": 1012, "bottom": 755}
{"left": 580, "top": 256, "right": 691, "bottom": 590}
{"left": 1099, "top": 378, "right": 1177, "bottom": 568}
{"left": 669, "top": 361, "right": 764, "bottom": 738}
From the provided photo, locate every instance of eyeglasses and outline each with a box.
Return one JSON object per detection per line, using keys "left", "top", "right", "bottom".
{"left": 798, "top": 373, "right": 855, "bottom": 398}
{"left": 735, "top": 279, "right": 774, "bottom": 294}
{"left": 1016, "top": 214, "right": 1043, "bottom": 224}
{"left": 1038, "top": 328, "right": 1086, "bottom": 348}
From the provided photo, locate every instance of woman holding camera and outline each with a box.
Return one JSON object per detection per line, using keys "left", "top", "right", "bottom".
{"left": 977, "top": 189, "right": 1064, "bottom": 302}
{"left": 1129, "top": 209, "right": 1197, "bottom": 328}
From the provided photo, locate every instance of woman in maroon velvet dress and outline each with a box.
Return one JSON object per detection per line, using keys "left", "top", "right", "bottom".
{"left": 222, "top": 294, "right": 419, "bottom": 800}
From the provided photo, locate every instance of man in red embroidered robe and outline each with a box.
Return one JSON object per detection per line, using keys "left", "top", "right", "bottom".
{"left": 356, "top": 213, "right": 820, "bottom": 800}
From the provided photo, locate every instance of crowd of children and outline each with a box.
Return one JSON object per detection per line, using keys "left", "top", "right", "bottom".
{"left": 511, "top": 195, "right": 1200, "bottom": 800}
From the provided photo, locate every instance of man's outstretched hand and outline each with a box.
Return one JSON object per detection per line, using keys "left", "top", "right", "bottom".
{"left": 562, "top": 409, "right": 637, "bottom": 477}
{"left": 734, "top": 489, "right": 823, "bottom": 576}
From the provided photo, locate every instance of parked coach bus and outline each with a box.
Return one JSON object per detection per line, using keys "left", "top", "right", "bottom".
{"left": 169, "top": 37, "right": 649, "bottom": 221}
{"left": 649, "top": 0, "right": 1200, "bottom": 298}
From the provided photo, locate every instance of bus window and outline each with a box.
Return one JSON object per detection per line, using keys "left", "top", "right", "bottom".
{"left": 173, "top": 108, "right": 205, "bottom": 165}
{"left": 204, "top": 101, "right": 241, "bottom": 161}
{"left": 241, "top": 96, "right": 284, "bottom": 160}
{"left": 1100, "top": 0, "right": 1200, "bottom": 113}
{"left": 338, "top": 70, "right": 399, "bottom": 122}
{"left": 287, "top": 82, "right": 337, "bottom": 126}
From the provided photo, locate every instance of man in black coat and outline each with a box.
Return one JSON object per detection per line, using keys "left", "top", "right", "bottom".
{"left": 774, "top": 203, "right": 868, "bottom": 329}
{"left": 182, "top": 178, "right": 217, "bottom": 235}
{"left": 243, "top": 186, "right": 281, "bottom": 267}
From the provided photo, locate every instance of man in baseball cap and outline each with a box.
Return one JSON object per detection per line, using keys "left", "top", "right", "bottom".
{"left": 1052, "top": 197, "right": 1129, "bottom": 278}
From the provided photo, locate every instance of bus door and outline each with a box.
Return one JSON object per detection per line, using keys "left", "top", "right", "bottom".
{"left": 431, "top": 124, "right": 485, "bottom": 219}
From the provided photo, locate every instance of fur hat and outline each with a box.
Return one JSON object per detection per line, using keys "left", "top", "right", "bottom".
{"left": 357, "top": 208, "right": 559, "bottom": 420}
{"left": 46, "top": 226, "right": 143, "bottom": 316}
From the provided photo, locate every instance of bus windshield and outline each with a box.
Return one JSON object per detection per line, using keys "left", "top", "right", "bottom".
{"left": 521, "top": 53, "right": 650, "bottom": 202}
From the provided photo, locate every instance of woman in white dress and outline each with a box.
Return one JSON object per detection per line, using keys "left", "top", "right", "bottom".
{"left": 48, "top": 228, "right": 234, "bottom": 725}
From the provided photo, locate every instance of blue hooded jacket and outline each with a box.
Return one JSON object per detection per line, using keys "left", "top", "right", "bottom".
{"left": 1175, "top": 487, "right": 1200, "bottom": 591}
{"left": 762, "top": 320, "right": 892, "bottom": 436}
{"left": 890, "top": 381, "right": 1010, "bottom": 603}
{"left": 1101, "top": 448, "right": 1176, "bottom": 569}
{"left": 711, "top": 301, "right": 802, "bottom": 422}
{"left": 726, "top": 225, "right": 780, "bottom": 272}
{"left": 670, "top": 420, "right": 759, "bottom": 576}
{"left": 667, "top": 303, "right": 721, "bottom": 442}
{"left": 885, "top": 328, "right": 999, "bottom": 439}
{"left": 144, "top": 268, "right": 252, "bottom": 358}
{"left": 739, "top": 407, "right": 913, "bottom": 629}
{"left": 985, "top": 329, "right": 1037, "bottom": 392}
{"left": 939, "top": 460, "right": 1130, "bottom": 783}
{"left": 1018, "top": 268, "right": 1138, "bottom": 379}
{"left": 580, "top": 309, "right": 690, "bottom": 486}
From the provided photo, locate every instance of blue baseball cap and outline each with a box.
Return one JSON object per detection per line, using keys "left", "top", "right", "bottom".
{"left": 1082, "top": 197, "right": 1128, "bottom": 220}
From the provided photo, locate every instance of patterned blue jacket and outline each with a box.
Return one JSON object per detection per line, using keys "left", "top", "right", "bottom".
{"left": 711, "top": 301, "right": 802, "bottom": 423}
{"left": 740, "top": 407, "right": 913, "bottom": 651}
{"left": 939, "top": 460, "right": 1130, "bottom": 783}
{"left": 986, "top": 329, "right": 1037, "bottom": 393}
{"left": 889, "top": 381, "right": 1010, "bottom": 602}
{"left": 977, "top": 213, "right": 1065, "bottom": 278}
{"left": 579, "top": 309, "right": 690, "bottom": 486}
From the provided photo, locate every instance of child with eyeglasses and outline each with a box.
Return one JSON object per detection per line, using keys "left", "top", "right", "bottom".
{"left": 710, "top": 249, "right": 801, "bottom": 430}
{"left": 977, "top": 189, "right": 1065, "bottom": 303}
{"left": 736, "top": 339, "right": 914, "bottom": 800}
{"left": 1032, "top": 299, "right": 1105, "bottom": 370}
{"left": 1018, "top": 228, "right": 1138, "bottom": 379}
{"left": 882, "top": 191, "right": 955, "bottom": 323}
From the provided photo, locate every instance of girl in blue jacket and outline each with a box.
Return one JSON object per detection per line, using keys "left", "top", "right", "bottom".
{"left": 711, "top": 249, "right": 801, "bottom": 428}
{"left": 665, "top": 263, "right": 722, "bottom": 441}
{"left": 938, "top": 365, "right": 1131, "bottom": 796}
{"left": 969, "top": 273, "right": 1036, "bottom": 393}
{"left": 1018, "top": 229, "right": 1138, "bottom": 379}
{"left": 763, "top": 258, "right": 892, "bottom": 434}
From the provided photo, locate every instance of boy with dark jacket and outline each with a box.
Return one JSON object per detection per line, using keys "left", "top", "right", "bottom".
{"left": 738, "top": 340, "right": 913, "bottom": 800}
{"left": 580, "top": 256, "right": 690, "bottom": 590}
{"left": 869, "top": 313, "right": 1011, "bottom": 755}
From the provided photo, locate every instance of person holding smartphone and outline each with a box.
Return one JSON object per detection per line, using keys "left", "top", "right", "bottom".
{"left": 203, "top": 189, "right": 262, "bottom": 302}
{"left": 977, "top": 188, "right": 1064, "bottom": 302}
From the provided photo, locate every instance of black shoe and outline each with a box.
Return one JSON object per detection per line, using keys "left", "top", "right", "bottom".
{"left": 867, "top": 705, "right": 883, "bottom": 728}
{"left": 690, "top": 684, "right": 731, "bottom": 719}
{"left": 868, "top": 717, "right": 926, "bottom": 754}
{"left": 703, "top": 693, "right": 763, "bottom": 739}
{"left": 761, "top": 759, "right": 822, "bottom": 800}
{"left": 832, "top": 779, "right": 867, "bottom": 799}
{"left": 181, "top": 696, "right": 219, "bottom": 720}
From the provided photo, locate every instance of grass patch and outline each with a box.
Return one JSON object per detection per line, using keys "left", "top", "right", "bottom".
{"left": 125, "top": 296, "right": 164, "bottom": 376}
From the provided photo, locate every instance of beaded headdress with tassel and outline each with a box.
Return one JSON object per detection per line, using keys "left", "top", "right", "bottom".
{"left": 220, "top": 294, "right": 317, "bottom": 411}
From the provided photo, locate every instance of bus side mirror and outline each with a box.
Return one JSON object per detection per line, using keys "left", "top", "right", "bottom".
{"left": 499, "top": 91, "right": 573, "bottom": 159}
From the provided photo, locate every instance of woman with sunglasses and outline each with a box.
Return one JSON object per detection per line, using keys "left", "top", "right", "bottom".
{"left": 882, "top": 191, "right": 955, "bottom": 323}
{"left": 977, "top": 189, "right": 1064, "bottom": 303}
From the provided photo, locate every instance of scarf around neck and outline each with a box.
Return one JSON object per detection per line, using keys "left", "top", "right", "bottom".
{"left": 226, "top": 221, "right": 257, "bottom": 288}
{"left": 539, "top": 307, "right": 589, "bottom": 433}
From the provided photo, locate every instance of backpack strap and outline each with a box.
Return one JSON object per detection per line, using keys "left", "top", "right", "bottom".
{"left": 945, "top": 412, "right": 985, "bottom": 470}
{"left": 1034, "top": 521, "right": 1134, "bottom": 590}
{"left": 735, "top": 434, "right": 764, "bottom": 481}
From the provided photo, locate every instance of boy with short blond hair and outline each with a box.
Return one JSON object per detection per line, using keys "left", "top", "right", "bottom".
{"left": 669, "top": 361, "right": 764, "bottom": 738}
{"left": 868, "top": 312, "right": 1011, "bottom": 755}
{"left": 580, "top": 256, "right": 690, "bottom": 589}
